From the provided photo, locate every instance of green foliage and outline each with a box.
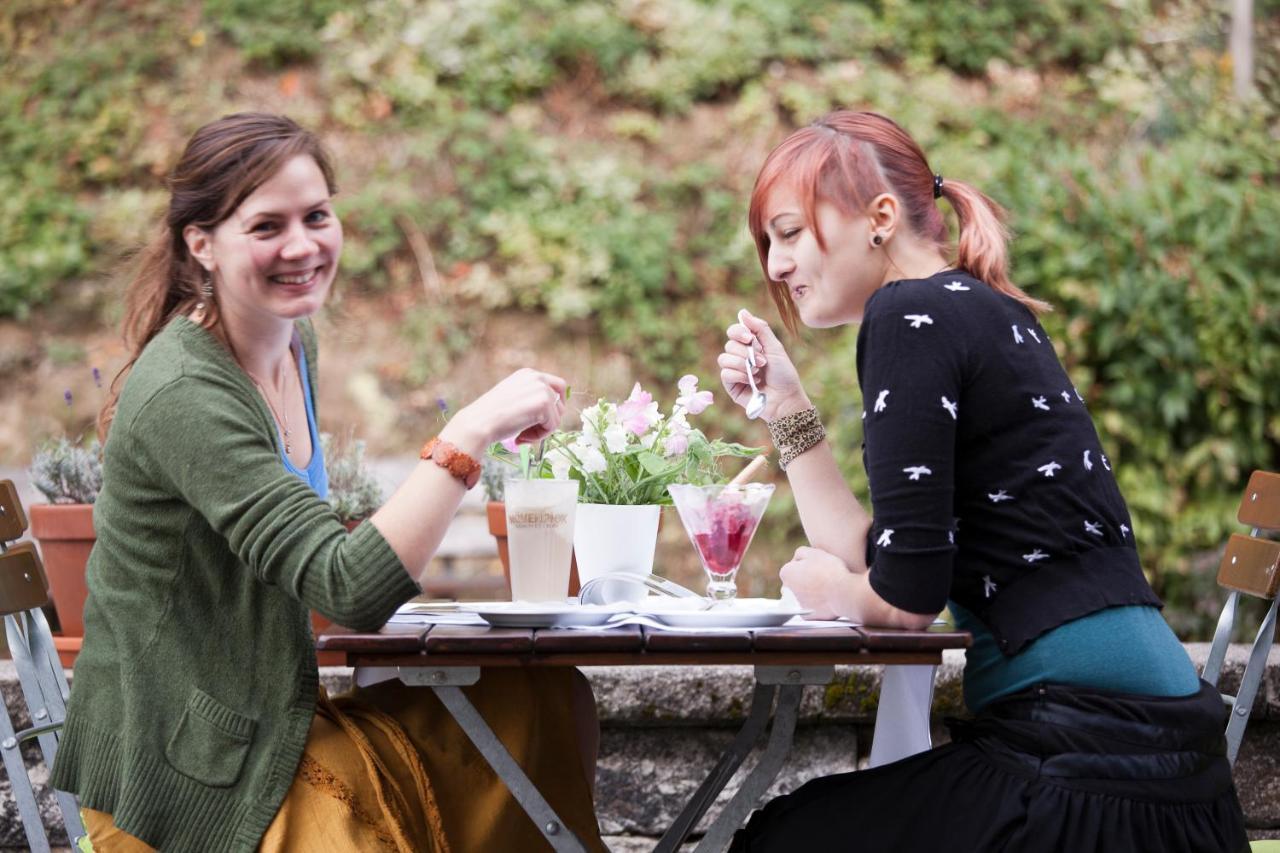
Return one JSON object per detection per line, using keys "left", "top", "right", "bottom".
{"left": 205, "top": 0, "right": 344, "bottom": 67}
{"left": 320, "top": 432, "right": 383, "bottom": 523}
{"left": 7, "top": 0, "right": 1278, "bottom": 636}
{"left": 30, "top": 437, "right": 103, "bottom": 504}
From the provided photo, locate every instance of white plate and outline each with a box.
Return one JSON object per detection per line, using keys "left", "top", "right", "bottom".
{"left": 637, "top": 598, "right": 810, "bottom": 629}
{"left": 463, "top": 602, "right": 627, "bottom": 628}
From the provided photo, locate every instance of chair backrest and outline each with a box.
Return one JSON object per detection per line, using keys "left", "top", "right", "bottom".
{"left": 0, "top": 479, "right": 86, "bottom": 851}
{"left": 1201, "top": 470, "right": 1280, "bottom": 766}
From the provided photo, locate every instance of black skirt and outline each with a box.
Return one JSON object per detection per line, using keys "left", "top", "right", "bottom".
{"left": 729, "top": 680, "right": 1248, "bottom": 853}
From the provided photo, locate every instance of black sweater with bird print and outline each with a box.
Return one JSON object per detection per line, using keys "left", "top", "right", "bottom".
{"left": 857, "top": 270, "right": 1160, "bottom": 655}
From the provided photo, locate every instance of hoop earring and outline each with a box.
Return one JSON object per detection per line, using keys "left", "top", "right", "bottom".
{"left": 871, "top": 234, "right": 883, "bottom": 247}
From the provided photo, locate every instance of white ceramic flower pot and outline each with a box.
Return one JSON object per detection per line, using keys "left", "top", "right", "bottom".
{"left": 572, "top": 503, "right": 661, "bottom": 602}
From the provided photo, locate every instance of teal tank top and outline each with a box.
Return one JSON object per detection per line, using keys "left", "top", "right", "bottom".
{"left": 951, "top": 602, "right": 1200, "bottom": 713}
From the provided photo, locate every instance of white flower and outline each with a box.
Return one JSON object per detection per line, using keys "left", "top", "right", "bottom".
{"left": 573, "top": 441, "right": 607, "bottom": 475}
{"left": 548, "top": 446, "right": 574, "bottom": 480}
{"left": 602, "top": 423, "right": 630, "bottom": 454}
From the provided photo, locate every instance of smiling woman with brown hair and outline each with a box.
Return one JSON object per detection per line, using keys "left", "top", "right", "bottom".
{"left": 717, "top": 110, "right": 1247, "bottom": 852}
{"left": 51, "top": 113, "right": 604, "bottom": 852}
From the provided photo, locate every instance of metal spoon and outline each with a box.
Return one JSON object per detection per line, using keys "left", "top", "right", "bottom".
{"left": 744, "top": 343, "right": 767, "bottom": 420}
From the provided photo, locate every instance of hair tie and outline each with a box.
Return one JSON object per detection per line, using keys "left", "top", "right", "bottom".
{"left": 933, "top": 174, "right": 944, "bottom": 199}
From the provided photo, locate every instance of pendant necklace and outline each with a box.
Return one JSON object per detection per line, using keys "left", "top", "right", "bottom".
{"left": 247, "top": 352, "right": 295, "bottom": 455}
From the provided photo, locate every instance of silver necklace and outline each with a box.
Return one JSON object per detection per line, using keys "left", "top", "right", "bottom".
{"left": 247, "top": 353, "right": 295, "bottom": 454}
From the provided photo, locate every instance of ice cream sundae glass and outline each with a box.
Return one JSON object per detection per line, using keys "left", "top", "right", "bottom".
{"left": 667, "top": 482, "right": 774, "bottom": 601}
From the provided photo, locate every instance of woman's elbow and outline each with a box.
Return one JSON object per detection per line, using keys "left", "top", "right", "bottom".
{"left": 891, "top": 607, "right": 938, "bottom": 631}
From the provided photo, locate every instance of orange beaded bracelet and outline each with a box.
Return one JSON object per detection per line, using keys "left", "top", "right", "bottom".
{"left": 419, "top": 437, "right": 482, "bottom": 489}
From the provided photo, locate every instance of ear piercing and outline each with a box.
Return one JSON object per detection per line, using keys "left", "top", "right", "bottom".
{"left": 871, "top": 234, "right": 883, "bottom": 246}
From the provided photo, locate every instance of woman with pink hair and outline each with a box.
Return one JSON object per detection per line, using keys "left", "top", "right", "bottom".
{"left": 718, "top": 110, "right": 1246, "bottom": 852}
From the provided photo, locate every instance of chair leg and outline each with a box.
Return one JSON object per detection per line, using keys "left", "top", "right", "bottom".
{"left": 1225, "top": 597, "right": 1278, "bottom": 766}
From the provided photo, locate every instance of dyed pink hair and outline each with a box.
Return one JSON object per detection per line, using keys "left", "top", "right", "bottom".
{"left": 748, "top": 110, "right": 1050, "bottom": 332}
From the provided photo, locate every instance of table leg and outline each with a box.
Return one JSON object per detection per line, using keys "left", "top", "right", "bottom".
{"left": 692, "top": 682, "right": 802, "bottom": 853}
{"left": 397, "top": 666, "right": 588, "bottom": 853}
{"left": 656, "top": 665, "right": 833, "bottom": 853}
{"left": 654, "top": 682, "right": 776, "bottom": 853}
{"left": 868, "top": 664, "right": 936, "bottom": 769}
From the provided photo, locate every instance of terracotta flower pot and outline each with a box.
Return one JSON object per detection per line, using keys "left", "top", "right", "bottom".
{"left": 28, "top": 503, "right": 94, "bottom": 668}
{"left": 28, "top": 503, "right": 94, "bottom": 637}
{"left": 487, "top": 501, "right": 581, "bottom": 598}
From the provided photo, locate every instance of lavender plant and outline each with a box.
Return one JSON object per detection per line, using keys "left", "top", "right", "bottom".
{"left": 320, "top": 433, "right": 383, "bottom": 523}
{"left": 30, "top": 437, "right": 103, "bottom": 504}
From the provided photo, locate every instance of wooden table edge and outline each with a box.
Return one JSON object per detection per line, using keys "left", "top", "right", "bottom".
{"left": 334, "top": 650, "right": 948, "bottom": 668}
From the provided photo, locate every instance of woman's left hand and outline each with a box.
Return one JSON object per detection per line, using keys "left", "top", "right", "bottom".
{"left": 779, "top": 546, "right": 852, "bottom": 621}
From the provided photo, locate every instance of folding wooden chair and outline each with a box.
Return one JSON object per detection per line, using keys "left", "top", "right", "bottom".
{"left": 0, "top": 479, "right": 87, "bottom": 851}
{"left": 1200, "top": 470, "right": 1280, "bottom": 766}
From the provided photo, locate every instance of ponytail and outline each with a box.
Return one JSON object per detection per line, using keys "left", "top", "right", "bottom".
{"left": 940, "top": 179, "right": 1050, "bottom": 316}
{"left": 748, "top": 111, "right": 1052, "bottom": 327}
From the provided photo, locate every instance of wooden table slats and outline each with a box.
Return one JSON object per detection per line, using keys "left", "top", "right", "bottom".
{"left": 317, "top": 622, "right": 970, "bottom": 661}
{"left": 424, "top": 625, "right": 536, "bottom": 654}
{"left": 315, "top": 623, "right": 428, "bottom": 654}
{"left": 750, "top": 625, "right": 867, "bottom": 651}
{"left": 853, "top": 626, "right": 972, "bottom": 651}
{"left": 532, "top": 624, "right": 645, "bottom": 653}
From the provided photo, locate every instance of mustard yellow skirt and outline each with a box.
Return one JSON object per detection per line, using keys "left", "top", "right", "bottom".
{"left": 83, "top": 668, "right": 606, "bottom": 852}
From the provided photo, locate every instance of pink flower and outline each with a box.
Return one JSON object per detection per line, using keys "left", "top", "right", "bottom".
{"left": 676, "top": 375, "right": 713, "bottom": 415}
{"left": 617, "top": 382, "right": 660, "bottom": 435}
{"left": 662, "top": 432, "right": 689, "bottom": 457}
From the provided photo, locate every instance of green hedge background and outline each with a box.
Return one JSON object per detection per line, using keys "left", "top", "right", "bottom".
{"left": 2, "top": 0, "right": 1277, "bottom": 637}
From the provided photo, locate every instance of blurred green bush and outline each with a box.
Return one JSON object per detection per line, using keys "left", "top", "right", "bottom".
{"left": 2, "top": 0, "right": 1276, "bottom": 636}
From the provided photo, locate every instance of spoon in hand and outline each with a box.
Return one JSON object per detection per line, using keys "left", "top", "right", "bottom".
{"left": 744, "top": 343, "right": 767, "bottom": 420}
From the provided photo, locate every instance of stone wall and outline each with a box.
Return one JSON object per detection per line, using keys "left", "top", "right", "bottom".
{"left": 2, "top": 644, "right": 1276, "bottom": 849}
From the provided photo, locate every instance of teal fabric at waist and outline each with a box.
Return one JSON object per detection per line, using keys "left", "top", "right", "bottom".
{"left": 950, "top": 602, "right": 1200, "bottom": 713}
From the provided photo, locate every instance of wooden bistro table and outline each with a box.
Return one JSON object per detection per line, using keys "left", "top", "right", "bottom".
{"left": 317, "top": 619, "right": 970, "bottom": 853}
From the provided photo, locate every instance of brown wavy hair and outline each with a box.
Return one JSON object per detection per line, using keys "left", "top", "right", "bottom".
{"left": 748, "top": 110, "right": 1050, "bottom": 333}
{"left": 99, "top": 113, "right": 336, "bottom": 440}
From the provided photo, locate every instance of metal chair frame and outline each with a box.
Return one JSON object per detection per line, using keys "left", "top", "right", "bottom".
{"left": 1201, "top": 470, "right": 1280, "bottom": 766}
{"left": 0, "top": 480, "right": 86, "bottom": 851}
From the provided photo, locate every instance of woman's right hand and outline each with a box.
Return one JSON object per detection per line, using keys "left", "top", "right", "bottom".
{"left": 442, "top": 368, "right": 568, "bottom": 454}
{"left": 718, "top": 308, "right": 810, "bottom": 421}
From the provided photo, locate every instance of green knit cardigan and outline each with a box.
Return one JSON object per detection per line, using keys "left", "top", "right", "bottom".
{"left": 49, "top": 316, "right": 420, "bottom": 851}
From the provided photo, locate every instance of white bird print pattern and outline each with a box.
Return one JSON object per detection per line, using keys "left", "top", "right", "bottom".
{"left": 1031, "top": 396, "right": 1050, "bottom": 411}
{"left": 874, "top": 390, "right": 890, "bottom": 413}
{"left": 877, "top": 529, "right": 894, "bottom": 547}
{"left": 1023, "top": 549, "right": 1049, "bottom": 563}
{"left": 903, "top": 465, "right": 933, "bottom": 481}
{"left": 1037, "top": 461, "right": 1062, "bottom": 478}
{"left": 988, "top": 490, "right": 1013, "bottom": 503}
{"left": 983, "top": 575, "right": 997, "bottom": 597}
{"left": 1027, "top": 328, "right": 1042, "bottom": 344}
{"left": 1060, "top": 390, "right": 1072, "bottom": 403}
{"left": 941, "top": 396, "right": 958, "bottom": 419}
{"left": 944, "top": 280, "right": 970, "bottom": 292}
{"left": 1101, "top": 453, "right": 1111, "bottom": 471}
{"left": 1012, "top": 325, "right": 1024, "bottom": 344}
{"left": 1084, "top": 520, "right": 1103, "bottom": 536}
{"left": 905, "top": 314, "right": 934, "bottom": 328}
{"left": 1120, "top": 524, "right": 1130, "bottom": 538}
{"left": 1083, "top": 450, "right": 1093, "bottom": 471}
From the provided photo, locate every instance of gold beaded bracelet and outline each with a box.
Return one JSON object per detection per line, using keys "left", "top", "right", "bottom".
{"left": 766, "top": 407, "right": 827, "bottom": 470}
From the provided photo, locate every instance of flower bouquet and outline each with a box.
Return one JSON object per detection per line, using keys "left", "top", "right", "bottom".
{"left": 490, "top": 376, "right": 761, "bottom": 594}
{"left": 494, "top": 375, "right": 760, "bottom": 504}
